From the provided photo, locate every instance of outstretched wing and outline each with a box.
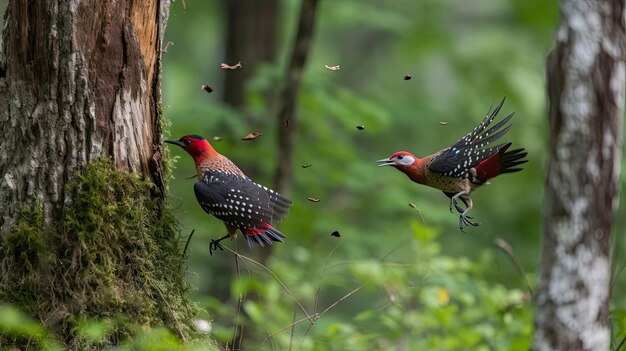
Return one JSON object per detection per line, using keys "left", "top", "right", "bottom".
{"left": 428, "top": 97, "right": 515, "bottom": 178}
{"left": 193, "top": 170, "right": 292, "bottom": 230}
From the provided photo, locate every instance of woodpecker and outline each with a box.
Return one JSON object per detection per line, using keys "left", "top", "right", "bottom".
{"left": 165, "top": 135, "right": 292, "bottom": 253}
{"left": 376, "top": 98, "right": 527, "bottom": 231}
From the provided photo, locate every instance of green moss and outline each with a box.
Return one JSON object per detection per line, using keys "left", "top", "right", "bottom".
{"left": 0, "top": 158, "right": 210, "bottom": 350}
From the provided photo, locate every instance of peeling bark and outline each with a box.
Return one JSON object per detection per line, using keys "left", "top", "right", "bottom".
{"left": 0, "top": 0, "right": 172, "bottom": 231}
{"left": 533, "top": 1, "right": 625, "bottom": 350}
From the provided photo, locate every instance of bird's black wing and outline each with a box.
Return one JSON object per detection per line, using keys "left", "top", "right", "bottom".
{"left": 428, "top": 97, "right": 515, "bottom": 177}
{"left": 194, "top": 170, "right": 292, "bottom": 230}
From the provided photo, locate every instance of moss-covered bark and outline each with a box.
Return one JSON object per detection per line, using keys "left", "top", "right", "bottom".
{"left": 0, "top": 159, "right": 201, "bottom": 350}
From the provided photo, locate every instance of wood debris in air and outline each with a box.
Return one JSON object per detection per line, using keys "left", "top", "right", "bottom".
{"left": 201, "top": 85, "right": 213, "bottom": 93}
{"left": 331, "top": 231, "right": 341, "bottom": 237}
{"left": 213, "top": 136, "right": 221, "bottom": 141}
{"left": 162, "top": 41, "right": 174, "bottom": 53}
{"left": 221, "top": 61, "right": 242, "bottom": 70}
{"left": 439, "top": 121, "right": 449, "bottom": 125}
{"left": 403, "top": 75, "right": 412, "bottom": 80}
{"left": 356, "top": 125, "right": 365, "bottom": 130}
{"left": 325, "top": 64, "right": 340, "bottom": 71}
{"left": 307, "top": 197, "right": 320, "bottom": 202}
{"left": 301, "top": 163, "right": 312, "bottom": 168}
{"left": 241, "top": 132, "right": 262, "bottom": 140}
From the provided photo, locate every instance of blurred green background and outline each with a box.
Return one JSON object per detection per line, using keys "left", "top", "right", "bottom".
{"left": 161, "top": 0, "right": 626, "bottom": 350}
{"left": 1, "top": 0, "right": 625, "bottom": 349}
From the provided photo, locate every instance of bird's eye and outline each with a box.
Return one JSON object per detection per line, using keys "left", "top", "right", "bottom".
{"left": 181, "top": 139, "right": 191, "bottom": 146}
{"left": 397, "top": 154, "right": 404, "bottom": 160}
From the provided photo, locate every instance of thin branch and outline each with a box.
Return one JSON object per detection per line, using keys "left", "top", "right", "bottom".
{"left": 616, "top": 334, "right": 626, "bottom": 351}
{"left": 220, "top": 245, "right": 314, "bottom": 322}
{"left": 288, "top": 303, "right": 297, "bottom": 351}
{"left": 494, "top": 237, "right": 534, "bottom": 295}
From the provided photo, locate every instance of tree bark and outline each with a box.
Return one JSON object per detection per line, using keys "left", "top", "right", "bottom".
{"left": 0, "top": 0, "right": 200, "bottom": 348}
{"left": 533, "top": 1, "right": 625, "bottom": 350}
{"left": 0, "top": 0, "right": 170, "bottom": 231}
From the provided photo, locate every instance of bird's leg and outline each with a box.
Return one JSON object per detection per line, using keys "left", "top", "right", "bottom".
{"left": 449, "top": 191, "right": 468, "bottom": 214}
{"left": 209, "top": 234, "right": 230, "bottom": 256}
{"left": 457, "top": 196, "right": 480, "bottom": 232}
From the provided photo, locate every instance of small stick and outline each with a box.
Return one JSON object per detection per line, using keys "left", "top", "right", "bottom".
{"left": 182, "top": 229, "right": 195, "bottom": 259}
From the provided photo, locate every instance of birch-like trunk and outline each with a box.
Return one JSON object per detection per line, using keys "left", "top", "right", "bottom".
{"left": 0, "top": 0, "right": 171, "bottom": 231}
{"left": 533, "top": 0, "right": 625, "bottom": 350}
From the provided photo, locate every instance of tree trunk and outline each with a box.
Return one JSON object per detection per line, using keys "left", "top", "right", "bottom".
{"left": 533, "top": 1, "right": 625, "bottom": 350}
{"left": 0, "top": 1, "right": 198, "bottom": 348}
{"left": 0, "top": 0, "right": 171, "bottom": 229}
{"left": 222, "top": 0, "right": 279, "bottom": 111}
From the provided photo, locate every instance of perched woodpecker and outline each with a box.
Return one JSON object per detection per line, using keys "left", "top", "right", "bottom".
{"left": 165, "top": 135, "right": 292, "bottom": 253}
{"left": 376, "top": 98, "right": 527, "bottom": 231}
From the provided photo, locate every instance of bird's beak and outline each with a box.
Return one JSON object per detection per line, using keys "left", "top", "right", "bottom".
{"left": 376, "top": 158, "right": 395, "bottom": 167}
{"left": 164, "top": 139, "right": 184, "bottom": 147}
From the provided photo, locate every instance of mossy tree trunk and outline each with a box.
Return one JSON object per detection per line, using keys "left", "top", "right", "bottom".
{"left": 533, "top": 0, "right": 625, "bottom": 350}
{"left": 0, "top": 1, "right": 199, "bottom": 349}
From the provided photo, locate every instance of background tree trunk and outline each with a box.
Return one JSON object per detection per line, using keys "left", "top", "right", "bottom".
{"left": 222, "top": 0, "right": 279, "bottom": 112}
{"left": 0, "top": 1, "right": 199, "bottom": 348}
{"left": 533, "top": 0, "right": 625, "bottom": 350}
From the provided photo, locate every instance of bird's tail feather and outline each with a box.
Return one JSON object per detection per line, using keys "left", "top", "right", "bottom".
{"left": 244, "top": 225, "right": 286, "bottom": 248}
{"left": 473, "top": 142, "right": 528, "bottom": 183}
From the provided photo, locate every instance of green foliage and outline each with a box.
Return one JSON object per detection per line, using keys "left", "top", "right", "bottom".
{"left": 0, "top": 159, "right": 211, "bottom": 350}
{"left": 204, "top": 222, "right": 533, "bottom": 350}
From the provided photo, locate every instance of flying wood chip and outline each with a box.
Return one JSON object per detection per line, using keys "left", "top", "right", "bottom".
{"left": 324, "top": 64, "right": 340, "bottom": 71}
{"left": 356, "top": 125, "right": 365, "bottom": 130}
{"left": 307, "top": 197, "right": 320, "bottom": 202}
{"left": 409, "top": 202, "right": 417, "bottom": 209}
{"left": 241, "top": 132, "right": 262, "bottom": 140}
{"left": 201, "top": 85, "right": 213, "bottom": 93}
{"left": 403, "top": 75, "right": 412, "bottom": 80}
{"left": 301, "top": 164, "right": 312, "bottom": 168}
{"left": 439, "top": 121, "right": 449, "bottom": 125}
{"left": 331, "top": 231, "right": 341, "bottom": 237}
{"left": 213, "top": 136, "right": 221, "bottom": 141}
{"left": 221, "top": 61, "right": 242, "bottom": 70}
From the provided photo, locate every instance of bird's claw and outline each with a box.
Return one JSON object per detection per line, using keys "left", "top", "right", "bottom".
{"left": 458, "top": 214, "right": 480, "bottom": 232}
{"left": 209, "top": 239, "right": 225, "bottom": 256}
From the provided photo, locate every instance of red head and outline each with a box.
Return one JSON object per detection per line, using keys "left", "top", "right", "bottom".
{"left": 376, "top": 151, "right": 418, "bottom": 170}
{"left": 164, "top": 135, "right": 219, "bottom": 163}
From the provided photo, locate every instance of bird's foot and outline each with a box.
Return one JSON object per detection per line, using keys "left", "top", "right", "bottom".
{"left": 209, "top": 234, "right": 230, "bottom": 256}
{"left": 449, "top": 191, "right": 467, "bottom": 214}
{"left": 458, "top": 213, "right": 480, "bottom": 232}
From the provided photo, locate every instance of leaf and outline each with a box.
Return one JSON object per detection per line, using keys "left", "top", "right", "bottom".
{"left": 221, "top": 61, "right": 242, "bottom": 70}
{"left": 325, "top": 64, "right": 341, "bottom": 71}
{"left": 242, "top": 132, "right": 262, "bottom": 140}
